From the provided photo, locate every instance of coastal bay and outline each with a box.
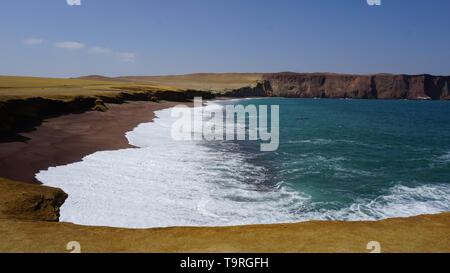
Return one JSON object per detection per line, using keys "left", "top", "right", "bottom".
{"left": 0, "top": 74, "right": 449, "bottom": 253}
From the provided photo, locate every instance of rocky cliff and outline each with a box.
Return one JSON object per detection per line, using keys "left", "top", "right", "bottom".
{"left": 0, "top": 177, "right": 67, "bottom": 222}
{"left": 224, "top": 73, "right": 450, "bottom": 100}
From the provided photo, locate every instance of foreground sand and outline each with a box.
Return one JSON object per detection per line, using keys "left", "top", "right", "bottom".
{"left": 0, "top": 213, "right": 449, "bottom": 253}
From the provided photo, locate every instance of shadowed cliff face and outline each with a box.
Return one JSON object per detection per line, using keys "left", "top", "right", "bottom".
{"left": 0, "top": 90, "right": 215, "bottom": 142}
{"left": 224, "top": 73, "right": 450, "bottom": 100}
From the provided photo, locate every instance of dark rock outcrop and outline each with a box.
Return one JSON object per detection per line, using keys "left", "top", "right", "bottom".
{"left": 92, "top": 99, "right": 109, "bottom": 112}
{"left": 0, "top": 177, "right": 67, "bottom": 222}
{"left": 223, "top": 81, "right": 272, "bottom": 97}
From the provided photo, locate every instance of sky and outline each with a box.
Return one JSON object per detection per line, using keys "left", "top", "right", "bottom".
{"left": 0, "top": 0, "right": 449, "bottom": 77}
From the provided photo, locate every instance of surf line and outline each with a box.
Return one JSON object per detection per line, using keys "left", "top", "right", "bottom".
{"left": 170, "top": 97, "right": 280, "bottom": 152}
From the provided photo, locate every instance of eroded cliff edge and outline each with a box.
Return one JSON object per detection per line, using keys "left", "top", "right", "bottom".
{"left": 225, "top": 73, "right": 450, "bottom": 100}
{"left": 0, "top": 177, "right": 67, "bottom": 222}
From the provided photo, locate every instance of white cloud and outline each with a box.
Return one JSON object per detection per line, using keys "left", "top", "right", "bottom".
{"left": 55, "top": 41, "right": 85, "bottom": 50}
{"left": 66, "top": 0, "right": 82, "bottom": 6}
{"left": 90, "top": 46, "right": 136, "bottom": 62}
{"left": 116, "top": 52, "right": 136, "bottom": 62}
{"left": 43, "top": 41, "right": 136, "bottom": 62}
{"left": 90, "top": 47, "right": 113, "bottom": 54}
{"left": 24, "top": 38, "right": 44, "bottom": 45}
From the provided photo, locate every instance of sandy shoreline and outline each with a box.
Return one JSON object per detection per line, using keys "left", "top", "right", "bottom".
{"left": 0, "top": 101, "right": 183, "bottom": 184}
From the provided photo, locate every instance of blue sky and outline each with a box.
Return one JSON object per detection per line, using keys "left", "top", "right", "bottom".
{"left": 1, "top": 0, "right": 449, "bottom": 77}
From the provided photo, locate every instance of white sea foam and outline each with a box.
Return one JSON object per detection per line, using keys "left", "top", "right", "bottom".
{"left": 302, "top": 184, "right": 450, "bottom": 221}
{"left": 288, "top": 139, "right": 334, "bottom": 145}
{"left": 36, "top": 101, "right": 450, "bottom": 228}
{"left": 36, "top": 101, "right": 308, "bottom": 228}
{"left": 437, "top": 151, "right": 450, "bottom": 163}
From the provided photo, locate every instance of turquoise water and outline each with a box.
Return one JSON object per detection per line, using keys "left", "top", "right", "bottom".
{"left": 212, "top": 98, "right": 450, "bottom": 220}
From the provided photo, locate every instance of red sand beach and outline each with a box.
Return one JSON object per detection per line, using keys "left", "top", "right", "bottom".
{"left": 0, "top": 101, "right": 182, "bottom": 184}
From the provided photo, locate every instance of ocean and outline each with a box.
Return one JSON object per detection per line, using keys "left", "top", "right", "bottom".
{"left": 36, "top": 98, "right": 450, "bottom": 228}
